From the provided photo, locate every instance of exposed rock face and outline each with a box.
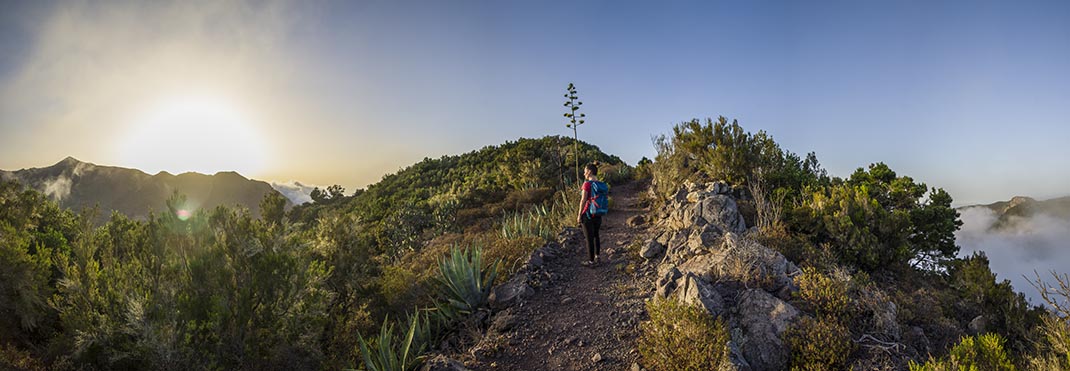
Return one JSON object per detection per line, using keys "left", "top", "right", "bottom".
{"left": 640, "top": 240, "right": 664, "bottom": 259}
{"left": 641, "top": 181, "right": 806, "bottom": 371}
{"left": 489, "top": 276, "right": 534, "bottom": 310}
{"left": 735, "top": 289, "right": 799, "bottom": 371}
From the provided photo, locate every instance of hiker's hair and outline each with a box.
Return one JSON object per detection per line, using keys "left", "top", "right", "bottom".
{"left": 585, "top": 161, "right": 600, "bottom": 176}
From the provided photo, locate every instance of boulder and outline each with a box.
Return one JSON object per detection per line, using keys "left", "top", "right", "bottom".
{"left": 735, "top": 289, "right": 799, "bottom": 371}
{"left": 640, "top": 240, "right": 665, "bottom": 259}
{"left": 677, "top": 273, "right": 725, "bottom": 316}
{"left": 686, "top": 223, "right": 725, "bottom": 251}
{"left": 676, "top": 253, "right": 726, "bottom": 283}
{"left": 656, "top": 267, "right": 682, "bottom": 297}
{"left": 969, "top": 315, "right": 987, "bottom": 335}
{"left": 488, "top": 277, "right": 533, "bottom": 310}
{"left": 714, "top": 234, "right": 799, "bottom": 292}
{"left": 696, "top": 194, "right": 747, "bottom": 235}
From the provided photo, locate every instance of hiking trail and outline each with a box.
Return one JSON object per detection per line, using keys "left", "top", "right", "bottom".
{"left": 458, "top": 180, "right": 656, "bottom": 371}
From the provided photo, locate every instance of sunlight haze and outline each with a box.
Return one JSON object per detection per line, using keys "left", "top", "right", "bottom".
{"left": 1, "top": 0, "right": 1068, "bottom": 205}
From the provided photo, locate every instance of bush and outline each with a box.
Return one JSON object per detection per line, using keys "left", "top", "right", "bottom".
{"left": 432, "top": 245, "right": 498, "bottom": 320}
{"left": 794, "top": 267, "right": 850, "bottom": 318}
{"left": 909, "top": 333, "right": 1017, "bottom": 371}
{"left": 638, "top": 298, "right": 730, "bottom": 371}
{"left": 791, "top": 163, "right": 961, "bottom": 272}
{"left": 357, "top": 313, "right": 428, "bottom": 371}
{"left": 786, "top": 316, "right": 855, "bottom": 371}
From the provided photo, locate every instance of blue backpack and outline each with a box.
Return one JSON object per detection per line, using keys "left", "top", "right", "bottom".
{"left": 586, "top": 181, "right": 609, "bottom": 216}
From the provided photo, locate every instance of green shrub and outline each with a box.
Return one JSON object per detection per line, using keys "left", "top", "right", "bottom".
{"left": 794, "top": 267, "right": 851, "bottom": 318}
{"left": 791, "top": 163, "right": 961, "bottom": 272}
{"left": 909, "top": 333, "right": 1017, "bottom": 371}
{"left": 786, "top": 316, "right": 855, "bottom": 371}
{"left": 638, "top": 298, "right": 730, "bottom": 371}
{"left": 432, "top": 245, "right": 498, "bottom": 319}
{"left": 357, "top": 314, "right": 428, "bottom": 371}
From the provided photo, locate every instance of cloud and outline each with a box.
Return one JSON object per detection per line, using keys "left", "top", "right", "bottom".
{"left": 42, "top": 175, "right": 72, "bottom": 201}
{"left": 956, "top": 206, "right": 1070, "bottom": 306}
{"left": 270, "top": 180, "right": 320, "bottom": 206}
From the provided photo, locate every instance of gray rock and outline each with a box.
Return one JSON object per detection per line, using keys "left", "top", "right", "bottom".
{"left": 697, "top": 194, "right": 747, "bottom": 235}
{"left": 969, "top": 315, "right": 987, "bottom": 335}
{"left": 488, "top": 277, "right": 533, "bottom": 310}
{"left": 676, "top": 253, "right": 726, "bottom": 283}
{"left": 735, "top": 289, "right": 799, "bottom": 371}
{"left": 713, "top": 234, "right": 797, "bottom": 292}
{"left": 712, "top": 181, "right": 731, "bottom": 195}
{"left": 687, "top": 223, "right": 725, "bottom": 250}
{"left": 677, "top": 273, "right": 725, "bottom": 316}
{"left": 656, "top": 267, "right": 682, "bottom": 297}
{"left": 640, "top": 240, "right": 665, "bottom": 259}
{"left": 421, "top": 355, "right": 470, "bottom": 371}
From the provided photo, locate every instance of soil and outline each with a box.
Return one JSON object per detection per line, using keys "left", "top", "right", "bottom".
{"left": 458, "top": 180, "right": 657, "bottom": 371}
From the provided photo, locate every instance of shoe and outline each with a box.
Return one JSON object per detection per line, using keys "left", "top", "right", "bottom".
{"left": 581, "top": 260, "right": 595, "bottom": 267}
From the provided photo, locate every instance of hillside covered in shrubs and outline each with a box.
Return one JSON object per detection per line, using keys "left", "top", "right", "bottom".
{"left": 0, "top": 136, "right": 629, "bottom": 370}
{"left": 637, "top": 117, "right": 1070, "bottom": 370}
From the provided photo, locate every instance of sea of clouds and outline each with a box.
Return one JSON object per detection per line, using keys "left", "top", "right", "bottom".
{"left": 269, "top": 181, "right": 320, "bottom": 206}
{"left": 956, "top": 206, "right": 1070, "bottom": 306}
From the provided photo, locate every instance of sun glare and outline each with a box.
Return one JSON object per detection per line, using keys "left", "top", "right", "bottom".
{"left": 118, "top": 95, "right": 269, "bottom": 176}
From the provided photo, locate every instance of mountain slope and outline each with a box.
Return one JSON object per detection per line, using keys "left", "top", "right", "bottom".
{"left": 0, "top": 157, "right": 286, "bottom": 223}
{"left": 960, "top": 195, "right": 1070, "bottom": 230}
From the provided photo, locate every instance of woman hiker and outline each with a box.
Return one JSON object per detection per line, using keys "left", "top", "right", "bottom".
{"left": 577, "top": 161, "right": 609, "bottom": 267}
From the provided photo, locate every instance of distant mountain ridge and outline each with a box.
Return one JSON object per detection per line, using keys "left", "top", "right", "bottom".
{"left": 959, "top": 195, "right": 1070, "bottom": 231}
{"left": 0, "top": 157, "right": 287, "bottom": 223}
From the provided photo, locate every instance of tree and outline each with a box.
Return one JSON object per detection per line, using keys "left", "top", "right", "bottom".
{"left": 311, "top": 184, "right": 346, "bottom": 204}
{"left": 562, "top": 83, "right": 587, "bottom": 183}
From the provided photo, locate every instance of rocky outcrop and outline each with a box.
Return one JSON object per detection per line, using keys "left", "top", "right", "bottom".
{"left": 642, "top": 181, "right": 803, "bottom": 371}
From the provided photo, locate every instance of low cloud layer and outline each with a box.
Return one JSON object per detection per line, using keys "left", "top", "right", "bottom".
{"left": 957, "top": 206, "right": 1070, "bottom": 306}
{"left": 270, "top": 181, "right": 320, "bottom": 206}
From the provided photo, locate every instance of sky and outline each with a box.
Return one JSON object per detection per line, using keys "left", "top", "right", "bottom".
{"left": 1, "top": 0, "right": 1068, "bottom": 206}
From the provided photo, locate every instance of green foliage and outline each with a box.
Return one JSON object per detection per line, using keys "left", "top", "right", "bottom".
{"left": 909, "top": 333, "right": 1017, "bottom": 371}
{"left": 357, "top": 314, "right": 427, "bottom": 371}
{"left": 786, "top": 316, "right": 855, "bottom": 371}
{"left": 48, "top": 193, "right": 333, "bottom": 370}
{"left": 311, "top": 184, "right": 347, "bottom": 204}
{"left": 433, "top": 245, "right": 498, "bottom": 318}
{"left": 1027, "top": 314, "right": 1070, "bottom": 370}
{"left": 650, "top": 117, "right": 826, "bottom": 202}
{"left": 0, "top": 180, "right": 76, "bottom": 341}
{"left": 792, "top": 163, "right": 962, "bottom": 272}
{"left": 638, "top": 298, "right": 730, "bottom": 371}
{"left": 1027, "top": 271, "right": 1070, "bottom": 370}
{"left": 794, "top": 267, "right": 851, "bottom": 318}
{"left": 500, "top": 204, "right": 557, "bottom": 241}
{"left": 947, "top": 252, "right": 1043, "bottom": 357}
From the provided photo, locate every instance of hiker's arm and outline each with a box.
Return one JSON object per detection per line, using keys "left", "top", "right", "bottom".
{"left": 577, "top": 186, "right": 589, "bottom": 224}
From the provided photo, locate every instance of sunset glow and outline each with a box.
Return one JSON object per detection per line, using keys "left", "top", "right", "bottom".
{"left": 117, "top": 95, "right": 269, "bottom": 176}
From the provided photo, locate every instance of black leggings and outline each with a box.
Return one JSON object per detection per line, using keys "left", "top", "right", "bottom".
{"left": 582, "top": 214, "right": 602, "bottom": 261}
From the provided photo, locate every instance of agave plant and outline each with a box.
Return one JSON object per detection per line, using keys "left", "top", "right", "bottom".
{"left": 356, "top": 314, "right": 426, "bottom": 371}
{"left": 433, "top": 245, "right": 499, "bottom": 317}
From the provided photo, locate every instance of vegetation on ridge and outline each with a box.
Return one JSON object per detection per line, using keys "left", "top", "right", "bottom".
{"left": 641, "top": 116, "right": 1068, "bottom": 370}
{"left": 0, "top": 136, "right": 631, "bottom": 370}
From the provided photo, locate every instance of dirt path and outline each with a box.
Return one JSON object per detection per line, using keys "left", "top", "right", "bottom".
{"left": 466, "top": 180, "right": 655, "bottom": 371}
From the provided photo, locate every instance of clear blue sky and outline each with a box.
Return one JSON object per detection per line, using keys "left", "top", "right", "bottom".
{"left": 1, "top": 0, "right": 1068, "bottom": 205}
